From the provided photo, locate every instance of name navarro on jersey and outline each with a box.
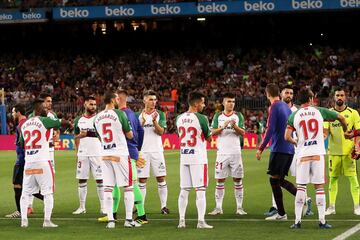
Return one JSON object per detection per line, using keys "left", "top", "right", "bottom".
{"left": 95, "top": 113, "right": 117, "bottom": 123}
{"left": 181, "top": 148, "right": 195, "bottom": 154}
{"left": 24, "top": 120, "right": 43, "bottom": 129}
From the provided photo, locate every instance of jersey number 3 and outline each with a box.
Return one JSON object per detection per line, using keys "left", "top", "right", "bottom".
{"left": 299, "top": 119, "right": 319, "bottom": 140}
{"left": 179, "top": 126, "right": 197, "bottom": 147}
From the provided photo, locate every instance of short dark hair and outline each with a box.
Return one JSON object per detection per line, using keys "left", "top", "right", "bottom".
{"left": 265, "top": 83, "right": 280, "bottom": 97}
{"left": 297, "top": 89, "right": 314, "bottom": 105}
{"left": 281, "top": 85, "right": 293, "bottom": 91}
{"left": 334, "top": 86, "right": 346, "bottom": 93}
{"left": 84, "top": 95, "right": 96, "bottom": 101}
{"left": 39, "top": 92, "right": 51, "bottom": 101}
{"left": 32, "top": 98, "right": 45, "bottom": 114}
{"left": 222, "top": 92, "right": 236, "bottom": 100}
{"left": 103, "top": 91, "right": 116, "bottom": 104}
{"left": 117, "top": 88, "right": 128, "bottom": 96}
{"left": 13, "top": 103, "right": 26, "bottom": 115}
{"left": 143, "top": 90, "right": 156, "bottom": 98}
{"left": 188, "top": 91, "right": 205, "bottom": 106}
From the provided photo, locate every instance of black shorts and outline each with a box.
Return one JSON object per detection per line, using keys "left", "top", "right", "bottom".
{"left": 267, "top": 152, "right": 294, "bottom": 177}
{"left": 12, "top": 164, "right": 24, "bottom": 185}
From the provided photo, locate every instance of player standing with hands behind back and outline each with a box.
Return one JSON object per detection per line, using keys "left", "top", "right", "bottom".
{"left": 176, "top": 91, "right": 213, "bottom": 229}
{"left": 285, "top": 89, "right": 347, "bottom": 229}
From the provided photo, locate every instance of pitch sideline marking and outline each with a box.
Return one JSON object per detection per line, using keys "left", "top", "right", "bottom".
{"left": 332, "top": 223, "right": 360, "bottom": 240}
{"left": 1, "top": 217, "right": 360, "bottom": 222}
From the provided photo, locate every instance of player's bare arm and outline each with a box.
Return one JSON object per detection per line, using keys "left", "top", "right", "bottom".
{"left": 125, "top": 130, "right": 134, "bottom": 140}
{"left": 152, "top": 112, "right": 165, "bottom": 135}
{"left": 211, "top": 120, "right": 230, "bottom": 136}
{"left": 337, "top": 114, "right": 348, "bottom": 132}
{"left": 284, "top": 126, "right": 297, "bottom": 147}
{"left": 231, "top": 120, "right": 245, "bottom": 136}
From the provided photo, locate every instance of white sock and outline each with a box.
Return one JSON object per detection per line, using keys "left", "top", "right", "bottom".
{"left": 196, "top": 188, "right": 206, "bottom": 222}
{"left": 295, "top": 185, "right": 306, "bottom": 223}
{"left": 96, "top": 182, "right": 104, "bottom": 210}
{"left": 215, "top": 182, "right": 225, "bottom": 209}
{"left": 20, "top": 193, "right": 30, "bottom": 221}
{"left": 178, "top": 189, "right": 189, "bottom": 220}
{"left": 124, "top": 187, "right": 135, "bottom": 220}
{"left": 316, "top": 188, "right": 326, "bottom": 224}
{"left": 158, "top": 181, "right": 168, "bottom": 209}
{"left": 44, "top": 194, "right": 54, "bottom": 221}
{"left": 139, "top": 182, "right": 147, "bottom": 203}
{"left": 234, "top": 181, "right": 244, "bottom": 209}
{"left": 104, "top": 187, "right": 114, "bottom": 221}
{"left": 272, "top": 193, "right": 277, "bottom": 209}
{"left": 78, "top": 182, "right": 87, "bottom": 209}
{"left": 28, "top": 195, "right": 34, "bottom": 208}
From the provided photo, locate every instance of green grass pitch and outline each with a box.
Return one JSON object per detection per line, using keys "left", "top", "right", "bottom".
{"left": 0, "top": 149, "right": 360, "bottom": 239}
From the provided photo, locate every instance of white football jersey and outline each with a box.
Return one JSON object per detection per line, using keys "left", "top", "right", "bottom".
{"left": 176, "top": 112, "right": 211, "bottom": 165}
{"left": 139, "top": 110, "right": 166, "bottom": 153}
{"left": 211, "top": 111, "right": 244, "bottom": 154}
{"left": 21, "top": 116, "right": 61, "bottom": 163}
{"left": 94, "top": 109, "right": 131, "bottom": 156}
{"left": 287, "top": 106, "right": 338, "bottom": 158}
{"left": 74, "top": 114, "right": 102, "bottom": 156}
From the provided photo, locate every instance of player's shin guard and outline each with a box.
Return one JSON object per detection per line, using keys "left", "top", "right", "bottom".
{"left": 270, "top": 178, "right": 285, "bottom": 216}
{"left": 96, "top": 182, "right": 104, "bottom": 211}
{"left": 348, "top": 176, "right": 360, "bottom": 206}
{"left": 196, "top": 187, "right": 206, "bottom": 222}
{"left": 78, "top": 182, "right": 87, "bottom": 209}
{"left": 316, "top": 188, "right": 326, "bottom": 224}
{"left": 234, "top": 181, "right": 244, "bottom": 209}
{"left": 124, "top": 187, "right": 134, "bottom": 221}
{"left": 215, "top": 182, "right": 225, "bottom": 209}
{"left": 329, "top": 177, "right": 338, "bottom": 206}
{"left": 104, "top": 186, "right": 114, "bottom": 221}
{"left": 112, "top": 186, "right": 120, "bottom": 213}
{"left": 44, "top": 194, "right": 54, "bottom": 221}
{"left": 133, "top": 183, "right": 145, "bottom": 216}
{"left": 139, "top": 182, "right": 147, "bottom": 203}
{"left": 178, "top": 189, "right": 190, "bottom": 220}
{"left": 158, "top": 181, "right": 168, "bottom": 209}
{"left": 20, "top": 194, "right": 30, "bottom": 220}
{"left": 295, "top": 185, "right": 306, "bottom": 223}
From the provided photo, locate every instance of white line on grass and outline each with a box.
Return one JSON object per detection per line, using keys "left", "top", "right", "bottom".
{"left": 332, "top": 223, "right": 360, "bottom": 240}
{"left": 1, "top": 218, "right": 360, "bottom": 222}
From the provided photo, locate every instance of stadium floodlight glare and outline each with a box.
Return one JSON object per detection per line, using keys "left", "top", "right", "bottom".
{"left": 309, "top": 42, "right": 313, "bottom": 46}
{"left": 197, "top": 18, "right": 206, "bottom": 22}
{"left": 320, "top": 33, "right": 324, "bottom": 36}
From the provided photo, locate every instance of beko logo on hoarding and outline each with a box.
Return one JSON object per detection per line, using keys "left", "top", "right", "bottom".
{"left": 197, "top": 3, "right": 228, "bottom": 13}
{"left": 105, "top": 6, "right": 135, "bottom": 16}
{"left": 151, "top": 5, "right": 181, "bottom": 15}
{"left": 292, "top": 0, "right": 323, "bottom": 9}
{"left": 244, "top": 1, "right": 275, "bottom": 11}
{"left": 59, "top": 8, "right": 90, "bottom": 18}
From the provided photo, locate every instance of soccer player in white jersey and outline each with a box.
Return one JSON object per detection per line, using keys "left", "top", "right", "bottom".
{"left": 285, "top": 89, "right": 347, "bottom": 229}
{"left": 72, "top": 96, "right": 104, "bottom": 215}
{"left": 94, "top": 91, "right": 140, "bottom": 229}
{"left": 176, "top": 91, "right": 213, "bottom": 229}
{"left": 19, "top": 99, "right": 62, "bottom": 228}
{"left": 27, "top": 93, "right": 58, "bottom": 214}
{"left": 208, "top": 92, "right": 247, "bottom": 215}
{"left": 137, "top": 90, "right": 169, "bottom": 214}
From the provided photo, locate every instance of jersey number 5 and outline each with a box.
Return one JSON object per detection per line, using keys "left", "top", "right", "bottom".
{"left": 299, "top": 119, "right": 319, "bottom": 140}
{"left": 102, "top": 123, "right": 113, "bottom": 143}
{"left": 179, "top": 126, "right": 197, "bottom": 147}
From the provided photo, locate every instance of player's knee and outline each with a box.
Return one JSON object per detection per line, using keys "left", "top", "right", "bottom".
{"left": 196, "top": 186, "right": 206, "bottom": 192}
{"left": 14, "top": 184, "right": 22, "bottom": 189}
{"left": 314, "top": 184, "right": 324, "bottom": 190}
{"left": 96, "top": 179, "right": 103, "bottom": 184}
{"left": 270, "top": 177, "right": 280, "bottom": 185}
{"left": 139, "top": 178, "right": 147, "bottom": 183}
{"left": 217, "top": 178, "right": 226, "bottom": 183}
{"left": 233, "top": 178, "right": 242, "bottom": 183}
{"left": 79, "top": 179, "right": 87, "bottom": 184}
{"left": 156, "top": 176, "right": 166, "bottom": 182}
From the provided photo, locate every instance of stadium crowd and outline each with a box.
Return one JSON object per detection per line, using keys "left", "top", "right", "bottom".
{"left": 2, "top": 46, "right": 360, "bottom": 134}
